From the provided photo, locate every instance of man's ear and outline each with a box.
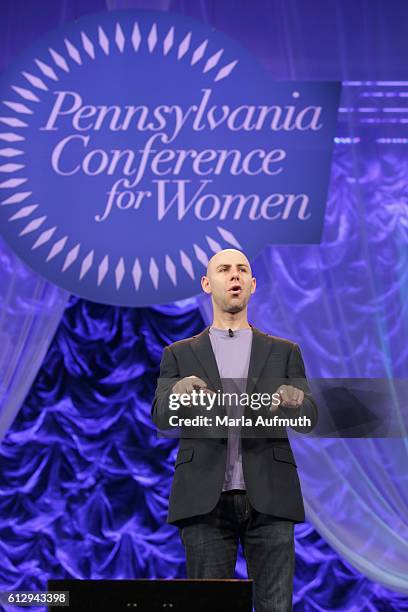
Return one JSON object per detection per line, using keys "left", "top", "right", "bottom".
{"left": 250, "top": 277, "right": 256, "bottom": 294}
{"left": 201, "top": 275, "right": 212, "bottom": 294}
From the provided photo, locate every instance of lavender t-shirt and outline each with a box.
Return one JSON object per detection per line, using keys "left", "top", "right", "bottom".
{"left": 209, "top": 326, "right": 253, "bottom": 491}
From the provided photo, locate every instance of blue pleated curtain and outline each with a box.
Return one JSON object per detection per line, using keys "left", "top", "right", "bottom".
{"left": 0, "top": 236, "right": 69, "bottom": 443}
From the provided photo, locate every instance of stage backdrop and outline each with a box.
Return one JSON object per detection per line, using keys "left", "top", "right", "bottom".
{"left": 0, "top": 1, "right": 407, "bottom": 611}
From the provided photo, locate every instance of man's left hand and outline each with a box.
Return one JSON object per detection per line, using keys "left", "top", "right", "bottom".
{"left": 277, "top": 385, "right": 304, "bottom": 408}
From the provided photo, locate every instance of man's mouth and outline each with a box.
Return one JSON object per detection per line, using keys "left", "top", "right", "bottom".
{"left": 229, "top": 285, "right": 242, "bottom": 295}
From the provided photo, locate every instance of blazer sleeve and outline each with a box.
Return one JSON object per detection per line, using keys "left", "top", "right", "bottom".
{"left": 151, "top": 345, "right": 183, "bottom": 430}
{"left": 282, "top": 342, "right": 318, "bottom": 433}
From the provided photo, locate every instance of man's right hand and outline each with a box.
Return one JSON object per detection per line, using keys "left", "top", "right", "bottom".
{"left": 171, "top": 375, "right": 209, "bottom": 397}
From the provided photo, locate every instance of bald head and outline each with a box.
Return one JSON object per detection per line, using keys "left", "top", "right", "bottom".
{"left": 206, "top": 249, "right": 252, "bottom": 277}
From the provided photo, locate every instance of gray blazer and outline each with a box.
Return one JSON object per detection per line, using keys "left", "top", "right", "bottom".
{"left": 152, "top": 324, "right": 318, "bottom": 525}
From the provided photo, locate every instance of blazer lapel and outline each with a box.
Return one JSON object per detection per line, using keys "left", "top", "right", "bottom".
{"left": 246, "top": 325, "right": 274, "bottom": 395}
{"left": 190, "top": 326, "right": 222, "bottom": 391}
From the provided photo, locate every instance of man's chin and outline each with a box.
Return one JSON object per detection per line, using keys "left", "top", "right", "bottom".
{"left": 216, "top": 294, "right": 250, "bottom": 314}
{"left": 225, "top": 300, "right": 247, "bottom": 314}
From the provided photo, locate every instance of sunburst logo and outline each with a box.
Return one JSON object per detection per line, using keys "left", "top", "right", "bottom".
{"left": 0, "top": 10, "right": 340, "bottom": 306}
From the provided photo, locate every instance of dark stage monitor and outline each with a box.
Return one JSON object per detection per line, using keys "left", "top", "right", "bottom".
{"left": 47, "top": 578, "right": 253, "bottom": 611}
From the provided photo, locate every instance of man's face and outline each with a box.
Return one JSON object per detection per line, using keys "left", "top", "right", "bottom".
{"left": 201, "top": 250, "right": 256, "bottom": 314}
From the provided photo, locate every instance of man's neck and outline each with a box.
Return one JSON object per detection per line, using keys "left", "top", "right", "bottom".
{"left": 211, "top": 311, "right": 251, "bottom": 331}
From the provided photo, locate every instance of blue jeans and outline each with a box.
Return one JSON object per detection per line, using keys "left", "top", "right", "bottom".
{"left": 179, "top": 490, "right": 295, "bottom": 612}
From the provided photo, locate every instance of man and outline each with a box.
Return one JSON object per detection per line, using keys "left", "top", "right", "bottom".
{"left": 152, "top": 249, "right": 317, "bottom": 612}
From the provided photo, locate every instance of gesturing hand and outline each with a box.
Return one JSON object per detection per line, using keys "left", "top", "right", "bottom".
{"left": 172, "top": 375, "right": 209, "bottom": 397}
{"left": 277, "top": 385, "right": 304, "bottom": 408}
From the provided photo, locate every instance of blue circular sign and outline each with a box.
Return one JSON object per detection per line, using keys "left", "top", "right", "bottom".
{"left": 0, "top": 9, "right": 338, "bottom": 305}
